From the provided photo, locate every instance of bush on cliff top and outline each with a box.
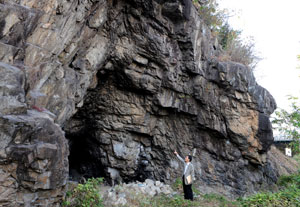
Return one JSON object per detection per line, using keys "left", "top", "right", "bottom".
{"left": 217, "top": 23, "right": 261, "bottom": 68}
{"left": 193, "top": 0, "right": 261, "bottom": 69}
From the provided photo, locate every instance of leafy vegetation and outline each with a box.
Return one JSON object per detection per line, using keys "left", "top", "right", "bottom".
{"left": 62, "top": 177, "right": 104, "bottom": 207}
{"left": 193, "top": 0, "right": 261, "bottom": 69}
{"left": 238, "top": 178, "right": 300, "bottom": 207}
{"left": 194, "top": 0, "right": 226, "bottom": 30}
{"left": 272, "top": 96, "right": 300, "bottom": 154}
{"left": 238, "top": 187, "right": 300, "bottom": 207}
{"left": 278, "top": 173, "right": 300, "bottom": 188}
{"left": 238, "top": 156, "right": 300, "bottom": 207}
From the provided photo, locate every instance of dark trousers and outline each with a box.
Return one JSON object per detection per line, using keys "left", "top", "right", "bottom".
{"left": 182, "top": 176, "right": 193, "bottom": 200}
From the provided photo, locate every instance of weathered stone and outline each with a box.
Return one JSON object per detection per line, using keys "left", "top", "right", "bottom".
{"left": 0, "top": 0, "right": 297, "bottom": 205}
{"left": 145, "top": 179, "right": 154, "bottom": 187}
{"left": 0, "top": 112, "right": 68, "bottom": 206}
{"left": 0, "top": 62, "right": 26, "bottom": 115}
{"left": 88, "top": 0, "right": 107, "bottom": 29}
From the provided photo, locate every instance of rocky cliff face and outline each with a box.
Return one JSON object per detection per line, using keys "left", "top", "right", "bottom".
{"left": 0, "top": 0, "right": 292, "bottom": 206}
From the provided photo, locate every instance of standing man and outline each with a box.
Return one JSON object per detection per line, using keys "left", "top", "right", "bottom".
{"left": 174, "top": 150, "right": 195, "bottom": 201}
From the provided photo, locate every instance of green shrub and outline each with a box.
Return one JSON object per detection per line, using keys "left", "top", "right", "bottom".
{"left": 195, "top": 0, "right": 225, "bottom": 30}
{"left": 62, "top": 177, "right": 104, "bottom": 207}
{"left": 218, "top": 23, "right": 239, "bottom": 49}
{"left": 239, "top": 173, "right": 300, "bottom": 207}
{"left": 278, "top": 173, "right": 300, "bottom": 188}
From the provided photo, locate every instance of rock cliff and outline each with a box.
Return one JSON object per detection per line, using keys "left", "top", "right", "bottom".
{"left": 0, "top": 0, "right": 293, "bottom": 206}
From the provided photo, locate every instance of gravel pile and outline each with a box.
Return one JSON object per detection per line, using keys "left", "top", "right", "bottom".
{"left": 102, "top": 179, "right": 174, "bottom": 206}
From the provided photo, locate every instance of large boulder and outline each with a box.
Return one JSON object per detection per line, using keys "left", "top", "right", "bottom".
{"left": 0, "top": 0, "right": 295, "bottom": 205}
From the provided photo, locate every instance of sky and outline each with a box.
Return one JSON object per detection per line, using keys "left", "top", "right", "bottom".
{"left": 218, "top": 0, "right": 300, "bottom": 111}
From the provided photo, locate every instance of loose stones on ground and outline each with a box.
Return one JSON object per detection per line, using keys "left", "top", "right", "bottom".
{"left": 102, "top": 179, "right": 174, "bottom": 207}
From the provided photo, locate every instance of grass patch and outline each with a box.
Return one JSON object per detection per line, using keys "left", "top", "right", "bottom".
{"left": 202, "top": 193, "right": 228, "bottom": 202}
{"left": 139, "top": 194, "right": 198, "bottom": 207}
{"left": 139, "top": 193, "right": 238, "bottom": 207}
{"left": 238, "top": 186, "right": 300, "bottom": 207}
{"left": 201, "top": 193, "right": 238, "bottom": 207}
{"left": 239, "top": 172, "right": 300, "bottom": 207}
{"left": 278, "top": 173, "right": 300, "bottom": 188}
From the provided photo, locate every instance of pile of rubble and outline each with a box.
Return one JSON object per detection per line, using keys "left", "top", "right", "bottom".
{"left": 102, "top": 179, "right": 174, "bottom": 206}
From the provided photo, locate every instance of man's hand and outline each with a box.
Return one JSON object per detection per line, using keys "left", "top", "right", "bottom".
{"left": 174, "top": 150, "right": 178, "bottom": 155}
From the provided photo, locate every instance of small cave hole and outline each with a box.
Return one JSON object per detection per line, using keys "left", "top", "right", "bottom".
{"left": 65, "top": 127, "right": 105, "bottom": 182}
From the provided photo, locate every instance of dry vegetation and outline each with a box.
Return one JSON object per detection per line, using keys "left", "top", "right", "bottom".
{"left": 194, "top": 0, "right": 261, "bottom": 69}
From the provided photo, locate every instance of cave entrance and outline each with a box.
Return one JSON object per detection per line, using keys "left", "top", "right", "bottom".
{"left": 63, "top": 71, "right": 113, "bottom": 182}
{"left": 64, "top": 122, "right": 105, "bottom": 182}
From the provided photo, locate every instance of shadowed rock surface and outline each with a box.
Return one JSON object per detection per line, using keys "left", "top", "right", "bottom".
{"left": 0, "top": 0, "right": 295, "bottom": 206}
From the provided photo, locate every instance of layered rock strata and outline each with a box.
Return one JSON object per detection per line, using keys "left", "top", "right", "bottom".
{"left": 0, "top": 0, "right": 289, "bottom": 206}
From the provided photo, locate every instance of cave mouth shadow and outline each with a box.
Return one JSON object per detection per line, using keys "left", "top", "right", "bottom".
{"left": 63, "top": 70, "right": 157, "bottom": 184}
{"left": 66, "top": 128, "right": 154, "bottom": 185}
{"left": 66, "top": 129, "right": 105, "bottom": 182}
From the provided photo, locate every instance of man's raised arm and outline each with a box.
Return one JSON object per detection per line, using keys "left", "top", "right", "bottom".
{"left": 174, "top": 150, "right": 185, "bottom": 163}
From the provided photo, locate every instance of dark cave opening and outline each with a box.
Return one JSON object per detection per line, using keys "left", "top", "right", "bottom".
{"left": 63, "top": 69, "right": 158, "bottom": 184}
{"left": 65, "top": 128, "right": 106, "bottom": 182}
{"left": 64, "top": 71, "right": 111, "bottom": 182}
{"left": 65, "top": 128, "right": 154, "bottom": 184}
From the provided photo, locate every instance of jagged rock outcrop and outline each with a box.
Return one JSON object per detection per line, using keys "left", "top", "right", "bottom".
{"left": 0, "top": 0, "right": 293, "bottom": 206}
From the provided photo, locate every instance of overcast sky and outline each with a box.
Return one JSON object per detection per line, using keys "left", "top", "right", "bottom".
{"left": 218, "top": 0, "right": 300, "bottom": 111}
